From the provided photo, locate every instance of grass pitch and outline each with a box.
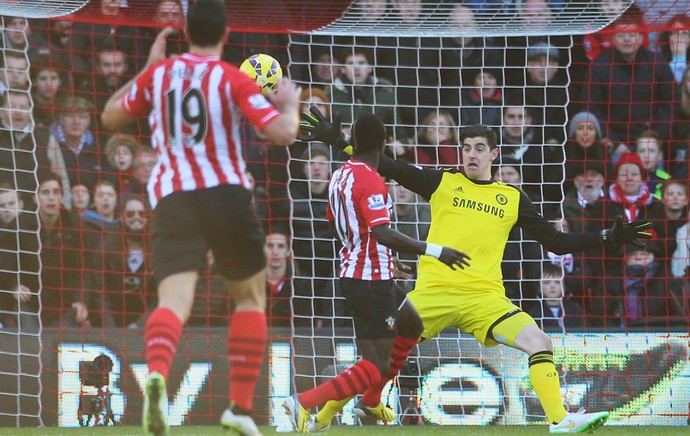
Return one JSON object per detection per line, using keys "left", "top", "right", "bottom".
{"left": 1, "top": 426, "right": 687, "bottom": 436}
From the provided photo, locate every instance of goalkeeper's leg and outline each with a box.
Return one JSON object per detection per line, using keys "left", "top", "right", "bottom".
{"left": 505, "top": 320, "right": 609, "bottom": 432}
{"left": 494, "top": 316, "right": 569, "bottom": 425}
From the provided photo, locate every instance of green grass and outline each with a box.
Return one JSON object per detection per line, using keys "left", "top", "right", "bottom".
{"left": 1, "top": 426, "right": 687, "bottom": 436}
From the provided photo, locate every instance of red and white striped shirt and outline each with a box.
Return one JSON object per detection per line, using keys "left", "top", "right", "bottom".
{"left": 122, "top": 53, "right": 280, "bottom": 207}
{"left": 326, "top": 159, "right": 393, "bottom": 280}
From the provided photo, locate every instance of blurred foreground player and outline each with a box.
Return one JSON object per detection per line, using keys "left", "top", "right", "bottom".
{"left": 101, "top": 0, "right": 301, "bottom": 434}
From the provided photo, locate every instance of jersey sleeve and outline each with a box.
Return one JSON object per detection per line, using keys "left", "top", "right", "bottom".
{"left": 326, "top": 195, "right": 334, "bottom": 222}
{"left": 229, "top": 67, "right": 280, "bottom": 130}
{"left": 357, "top": 176, "right": 391, "bottom": 229}
{"left": 377, "top": 155, "right": 444, "bottom": 201}
{"left": 122, "top": 65, "right": 156, "bottom": 118}
{"left": 515, "top": 188, "right": 602, "bottom": 254}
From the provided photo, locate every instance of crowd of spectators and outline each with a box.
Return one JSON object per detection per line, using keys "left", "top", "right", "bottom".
{"left": 0, "top": 0, "right": 689, "bottom": 332}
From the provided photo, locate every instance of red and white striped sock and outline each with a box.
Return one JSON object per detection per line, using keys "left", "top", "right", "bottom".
{"left": 299, "top": 359, "right": 381, "bottom": 410}
{"left": 361, "top": 336, "right": 417, "bottom": 407}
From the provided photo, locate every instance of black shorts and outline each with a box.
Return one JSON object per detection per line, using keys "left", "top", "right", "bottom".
{"left": 152, "top": 185, "right": 265, "bottom": 283}
{"left": 341, "top": 278, "right": 406, "bottom": 339}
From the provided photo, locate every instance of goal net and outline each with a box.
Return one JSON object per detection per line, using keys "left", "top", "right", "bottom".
{"left": 0, "top": 0, "right": 688, "bottom": 430}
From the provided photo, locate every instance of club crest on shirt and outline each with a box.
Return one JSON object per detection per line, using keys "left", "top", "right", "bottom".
{"left": 367, "top": 194, "right": 386, "bottom": 210}
{"left": 385, "top": 316, "right": 396, "bottom": 330}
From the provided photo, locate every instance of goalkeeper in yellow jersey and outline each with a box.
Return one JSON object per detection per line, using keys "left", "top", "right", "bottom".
{"left": 300, "top": 108, "right": 653, "bottom": 434}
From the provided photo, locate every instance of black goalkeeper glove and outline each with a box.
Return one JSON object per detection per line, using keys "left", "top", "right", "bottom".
{"left": 600, "top": 215, "right": 654, "bottom": 246}
{"left": 300, "top": 107, "right": 353, "bottom": 155}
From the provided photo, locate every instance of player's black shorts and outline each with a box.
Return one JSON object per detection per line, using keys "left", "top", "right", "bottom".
{"left": 152, "top": 185, "right": 265, "bottom": 283}
{"left": 341, "top": 278, "right": 406, "bottom": 339}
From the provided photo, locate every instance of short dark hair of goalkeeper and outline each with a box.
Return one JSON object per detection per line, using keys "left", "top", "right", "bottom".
{"left": 460, "top": 124, "right": 499, "bottom": 150}
{"left": 351, "top": 113, "right": 387, "bottom": 156}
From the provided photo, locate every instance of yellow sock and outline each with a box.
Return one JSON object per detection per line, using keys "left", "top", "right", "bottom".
{"left": 529, "top": 351, "right": 567, "bottom": 424}
{"left": 315, "top": 396, "right": 354, "bottom": 428}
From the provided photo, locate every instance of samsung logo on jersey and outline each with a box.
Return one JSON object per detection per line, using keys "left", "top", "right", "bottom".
{"left": 452, "top": 197, "right": 504, "bottom": 218}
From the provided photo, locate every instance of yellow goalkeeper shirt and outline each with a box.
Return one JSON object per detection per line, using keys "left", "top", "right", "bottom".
{"left": 377, "top": 157, "right": 603, "bottom": 294}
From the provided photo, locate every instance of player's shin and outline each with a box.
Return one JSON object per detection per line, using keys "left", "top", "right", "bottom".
{"left": 300, "top": 359, "right": 381, "bottom": 410}
{"left": 529, "top": 351, "right": 568, "bottom": 424}
{"left": 228, "top": 310, "right": 267, "bottom": 412}
{"left": 361, "top": 335, "right": 417, "bottom": 406}
{"left": 145, "top": 307, "right": 183, "bottom": 380}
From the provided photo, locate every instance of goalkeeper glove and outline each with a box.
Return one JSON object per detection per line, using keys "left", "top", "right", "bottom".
{"left": 300, "top": 107, "right": 353, "bottom": 155}
{"left": 600, "top": 215, "right": 654, "bottom": 246}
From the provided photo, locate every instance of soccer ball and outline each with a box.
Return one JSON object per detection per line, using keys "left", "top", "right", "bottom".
{"left": 239, "top": 53, "right": 283, "bottom": 96}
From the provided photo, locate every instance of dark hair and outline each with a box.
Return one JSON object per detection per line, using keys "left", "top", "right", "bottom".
{"left": 0, "top": 89, "right": 29, "bottom": 107}
{"left": 503, "top": 93, "right": 525, "bottom": 108}
{"left": 94, "top": 179, "right": 118, "bottom": 193}
{"left": 612, "top": 6, "right": 646, "bottom": 31}
{"left": 634, "top": 129, "right": 663, "bottom": 149}
{"left": 352, "top": 113, "right": 386, "bottom": 154}
{"left": 30, "top": 53, "right": 66, "bottom": 77}
{"left": 663, "top": 179, "right": 689, "bottom": 197}
{"left": 542, "top": 263, "right": 564, "bottom": 279}
{"left": 187, "top": 0, "right": 227, "bottom": 47}
{"left": 659, "top": 14, "right": 690, "bottom": 62}
{"left": 0, "top": 50, "right": 27, "bottom": 69}
{"left": 338, "top": 47, "right": 372, "bottom": 65}
{"left": 37, "top": 169, "right": 61, "bottom": 189}
{"left": 460, "top": 125, "right": 498, "bottom": 149}
{"left": 122, "top": 195, "right": 149, "bottom": 214}
{"left": 94, "top": 37, "right": 132, "bottom": 56}
{"left": 493, "top": 156, "right": 521, "bottom": 178}
{"left": 0, "top": 181, "right": 16, "bottom": 191}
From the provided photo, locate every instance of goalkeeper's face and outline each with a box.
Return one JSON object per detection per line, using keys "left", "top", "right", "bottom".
{"left": 461, "top": 137, "right": 498, "bottom": 181}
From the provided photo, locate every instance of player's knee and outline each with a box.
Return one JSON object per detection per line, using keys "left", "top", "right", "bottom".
{"left": 233, "top": 290, "right": 265, "bottom": 311}
{"left": 532, "top": 330, "right": 553, "bottom": 351}
{"left": 226, "top": 275, "right": 266, "bottom": 311}
{"left": 376, "top": 362, "right": 390, "bottom": 379}
{"left": 397, "top": 301, "right": 424, "bottom": 339}
{"left": 513, "top": 324, "right": 553, "bottom": 354}
{"left": 397, "top": 317, "right": 423, "bottom": 339}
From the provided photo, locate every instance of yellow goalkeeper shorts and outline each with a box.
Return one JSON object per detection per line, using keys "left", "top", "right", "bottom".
{"left": 407, "top": 286, "right": 537, "bottom": 347}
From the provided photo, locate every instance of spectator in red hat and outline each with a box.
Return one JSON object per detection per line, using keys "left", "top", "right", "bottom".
{"left": 608, "top": 152, "right": 665, "bottom": 222}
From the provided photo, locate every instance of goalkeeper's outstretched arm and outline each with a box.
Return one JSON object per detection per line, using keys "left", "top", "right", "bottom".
{"left": 301, "top": 107, "right": 442, "bottom": 199}
{"left": 516, "top": 189, "right": 653, "bottom": 254}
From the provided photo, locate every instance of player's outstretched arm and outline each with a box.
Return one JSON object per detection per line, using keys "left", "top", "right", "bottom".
{"left": 517, "top": 189, "right": 653, "bottom": 255}
{"left": 102, "top": 27, "right": 174, "bottom": 131}
{"left": 300, "top": 107, "right": 353, "bottom": 154}
{"left": 600, "top": 215, "right": 654, "bottom": 246}
{"left": 300, "top": 107, "right": 441, "bottom": 199}
{"left": 371, "top": 225, "right": 471, "bottom": 270}
{"left": 263, "top": 78, "right": 302, "bottom": 145}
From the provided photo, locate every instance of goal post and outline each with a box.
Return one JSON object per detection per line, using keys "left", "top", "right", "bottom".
{"left": 0, "top": 0, "right": 90, "bottom": 19}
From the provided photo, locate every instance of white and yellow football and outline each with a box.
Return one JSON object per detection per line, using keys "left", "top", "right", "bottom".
{"left": 239, "top": 53, "right": 283, "bottom": 96}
